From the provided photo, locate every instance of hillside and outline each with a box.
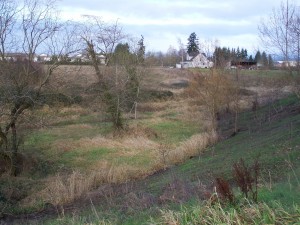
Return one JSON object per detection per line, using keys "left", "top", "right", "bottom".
{"left": 1, "top": 68, "right": 300, "bottom": 224}
{"left": 39, "top": 94, "right": 300, "bottom": 225}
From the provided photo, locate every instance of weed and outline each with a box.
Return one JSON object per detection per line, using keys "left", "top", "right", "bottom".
{"left": 215, "top": 177, "right": 235, "bottom": 204}
{"left": 233, "top": 158, "right": 260, "bottom": 202}
{"left": 158, "top": 200, "right": 300, "bottom": 225}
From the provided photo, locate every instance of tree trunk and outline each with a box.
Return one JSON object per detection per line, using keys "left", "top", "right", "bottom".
{"left": 10, "top": 122, "right": 18, "bottom": 176}
{"left": 234, "top": 109, "right": 238, "bottom": 134}
{"left": 86, "top": 40, "right": 103, "bottom": 81}
{"left": 0, "top": 127, "right": 8, "bottom": 151}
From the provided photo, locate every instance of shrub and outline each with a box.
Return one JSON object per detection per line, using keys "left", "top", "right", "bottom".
{"left": 233, "top": 158, "right": 260, "bottom": 202}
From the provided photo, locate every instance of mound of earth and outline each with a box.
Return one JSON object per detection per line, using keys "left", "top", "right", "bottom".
{"left": 161, "top": 79, "right": 189, "bottom": 88}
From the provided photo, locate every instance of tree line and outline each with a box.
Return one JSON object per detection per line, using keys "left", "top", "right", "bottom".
{"left": 213, "top": 47, "right": 274, "bottom": 69}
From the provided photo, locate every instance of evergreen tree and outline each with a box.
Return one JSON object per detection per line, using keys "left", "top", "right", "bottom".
{"left": 187, "top": 32, "right": 199, "bottom": 56}
{"left": 112, "top": 43, "right": 131, "bottom": 66}
{"left": 254, "top": 50, "right": 261, "bottom": 63}
{"left": 268, "top": 54, "right": 274, "bottom": 69}
{"left": 241, "top": 48, "right": 245, "bottom": 59}
{"left": 261, "top": 51, "right": 268, "bottom": 67}
{"left": 115, "top": 43, "right": 130, "bottom": 54}
{"left": 231, "top": 48, "right": 236, "bottom": 60}
{"left": 242, "top": 48, "right": 248, "bottom": 59}
{"left": 236, "top": 47, "right": 241, "bottom": 59}
{"left": 137, "top": 35, "right": 145, "bottom": 63}
{"left": 249, "top": 55, "right": 254, "bottom": 62}
{"left": 213, "top": 46, "right": 230, "bottom": 68}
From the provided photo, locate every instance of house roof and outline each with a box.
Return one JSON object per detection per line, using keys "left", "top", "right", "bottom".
{"left": 187, "top": 52, "right": 207, "bottom": 61}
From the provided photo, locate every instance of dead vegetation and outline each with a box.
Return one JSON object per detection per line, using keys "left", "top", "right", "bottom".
{"left": 0, "top": 66, "right": 297, "bottom": 218}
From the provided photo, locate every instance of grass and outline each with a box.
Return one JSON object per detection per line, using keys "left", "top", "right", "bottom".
{"left": 259, "top": 183, "right": 300, "bottom": 207}
{"left": 34, "top": 94, "right": 300, "bottom": 225}
{"left": 1, "top": 68, "right": 300, "bottom": 223}
{"left": 156, "top": 200, "right": 300, "bottom": 225}
{"left": 0, "top": 76, "right": 206, "bottom": 214}
{"left": 148, "top": 119, "right": 200, "bottom": 144}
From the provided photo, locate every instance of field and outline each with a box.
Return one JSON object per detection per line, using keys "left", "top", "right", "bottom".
{"left": 0, "top": 66, "right": 300, "bottom": 224}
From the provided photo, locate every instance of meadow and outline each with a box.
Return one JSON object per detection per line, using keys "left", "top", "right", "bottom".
{"left": 0, "top": 66, "right": 299, "bottom": 224}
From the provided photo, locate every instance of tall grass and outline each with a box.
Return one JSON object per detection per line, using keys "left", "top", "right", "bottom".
{"left": 21, "top": 163, "right": 149, "bottom": 207}
{"left": 158, "top": 200, "right": 300, "bottom": 225}
{"left": 20, "top": 130, "right": 217, "bottom": 207}
{"left": 166, "top": 130, "right": 218, "bottom": 165}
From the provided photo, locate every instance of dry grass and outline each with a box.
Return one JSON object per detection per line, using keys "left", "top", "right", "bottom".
{"left": 167, "top": 131, "right": 218, "bottom": 164}
{"left": 53, "top": 132, "right": 159, "bottom": 155}
{"left": 51, "top": 65, "right": 98, "bottom": 89}
{"left": 155, "top": 131, "right": 218, "bottom": 168}
{"left": 22, "top": 128, "right": 217, "bottom": 207}
{"left": 159, "top": 200, "right": 300, "bottom": 225}
{"left": 138, "top": 101, "right": 168, "bottom": 112}
{"left": 22, "top": 163, "right": 151, "bottom": 206}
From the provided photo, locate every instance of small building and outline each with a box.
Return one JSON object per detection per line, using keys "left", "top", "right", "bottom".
{"left": 231, "top": 60, "right": 257, "bottom": 69}
{"left": 179, "top": 52, "right": 213, "bottom": 69}
{"left": 38, "top": 54, "right": 51, "bottom": 62}
{"left": 4, "top": 53, "right": 28, "bottom": 61}
{"left": 275, "top": 60, "right": 298, "bottom": 68}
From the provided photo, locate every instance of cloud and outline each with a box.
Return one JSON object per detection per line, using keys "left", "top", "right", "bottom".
{"left": 59, "top": 0, "right": 298, "bottom": 52}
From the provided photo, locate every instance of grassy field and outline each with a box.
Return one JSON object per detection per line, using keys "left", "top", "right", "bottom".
{"left": 0, "top": 66, "right": 211, "bottom": 215}
{"left": 0, "top": 67, "right": 300, "bottom": 224}
{"left": 36, "top": 93, "right": 300, "bottom": 225}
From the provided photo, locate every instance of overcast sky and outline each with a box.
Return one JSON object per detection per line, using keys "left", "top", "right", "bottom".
{"left": 59, "top": 0, "right": 300, "bottom": 55}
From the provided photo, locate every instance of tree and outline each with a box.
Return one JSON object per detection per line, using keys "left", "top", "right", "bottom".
{"left": 0, "top": 0, "right": 18, "bottom": 60}
{"left": 261, "top": 51, "right": 269, "bottom": 68}
{"left": 268, "top": 54, "right": 274, "bottom": 69}
{"left": 164, "top": 45, "right": 179, "bottom": 67}
{"left": 79, "top": 16, "right": 125, "bottom": 82}
{"left": 112, "top": 43, "right": 131, "bottom": 65}
{"left": 241, "top": 48, "right": 248, "bottom": 59}
{"left": 249, "top": 55, "right": 254, "bottom": 62}
{"left": 187, "top": 32, "right": 199, "bottom": 56}
{"left": 79, "top": 18, "right": 144, "bottom": 129}
{"left": 188, "top": 70, "right": 232, "bottom": 131}
{"left": 290, "top": 8, "right": 300, "bottom": 74}
{"left": 254, "top": 50, "right": 261, "bottom": 63}
{"left": 0, "top": 0, "right": 69, "bottom": 176}
{"left": 213, "top": 47, "right": 231, "bottom": 68}
{"left": 236, "top": 47, "right": 241, "bottom": 60}
{"left": 258, "top": 0, "right": 297, "bottom": 73}
{"left": 105, "top": 39, "right": 145, "bottom": 128}
{"left": 137, "top": 35, "right": 145, "bottom": 64}
{"left": 177, "top": 38, "right": 186, "bottom": 64}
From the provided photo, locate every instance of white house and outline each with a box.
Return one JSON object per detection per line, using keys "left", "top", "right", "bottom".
{"left": 275, "top": 60, "right": 298, "bottom": 68}
{"left": 180, "top": 53, "right": 213, "bottom": 69}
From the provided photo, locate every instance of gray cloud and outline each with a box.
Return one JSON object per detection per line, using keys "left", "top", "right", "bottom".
{"left": 59, "top": 0, "right": 300, "bottom": 52}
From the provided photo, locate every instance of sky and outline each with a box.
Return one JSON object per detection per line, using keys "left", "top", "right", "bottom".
{"left": 59, "top": 0, "right": 300, "bottom": 55}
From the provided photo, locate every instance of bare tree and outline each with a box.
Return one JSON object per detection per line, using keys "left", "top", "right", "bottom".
{"left": 164, "top": 45, "right": 180, "bottom": 67}
{"left": 0, "top": 0, "right": 71, "bottom": 176}
{"left": 187, "top": 70, "right": 231, "bottom": 131}
{"left": 258, "top": 0, "right": 297, "bottom": 73}
{"left": 79, "top": 17, "right": 144, "bottom": 130}
{"left": 0, "top": 0, "right": 19, "bottom": 60}
{"left": 102, "top": 37, "right": 145, "bottom": 129}
{"left": 21, "top": 0, "right": 60, "bottom": 61}
{"left": 177, "top": 38, "right": 185, "bottom": 65}
{"left": 290, "top": 7, "right": 300, "bottom": 74}
{"left": 79, "top": 16, "right": 125, "bottom": 81}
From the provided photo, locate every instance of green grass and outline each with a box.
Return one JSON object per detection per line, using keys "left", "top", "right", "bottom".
{"left": 148, "top": 119, "right": 199, "bottom": 144}
{"left": 59, "top": 147, "right": 115, "bottom": 168}
{"left": 259, "top": 183, "right": 300, "bottom": 207}
{"left": 14, "top": 94, "right": 300, "bottom": 225}
{"left": 2, "top": 70, "right": 300, "bottom": 225}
